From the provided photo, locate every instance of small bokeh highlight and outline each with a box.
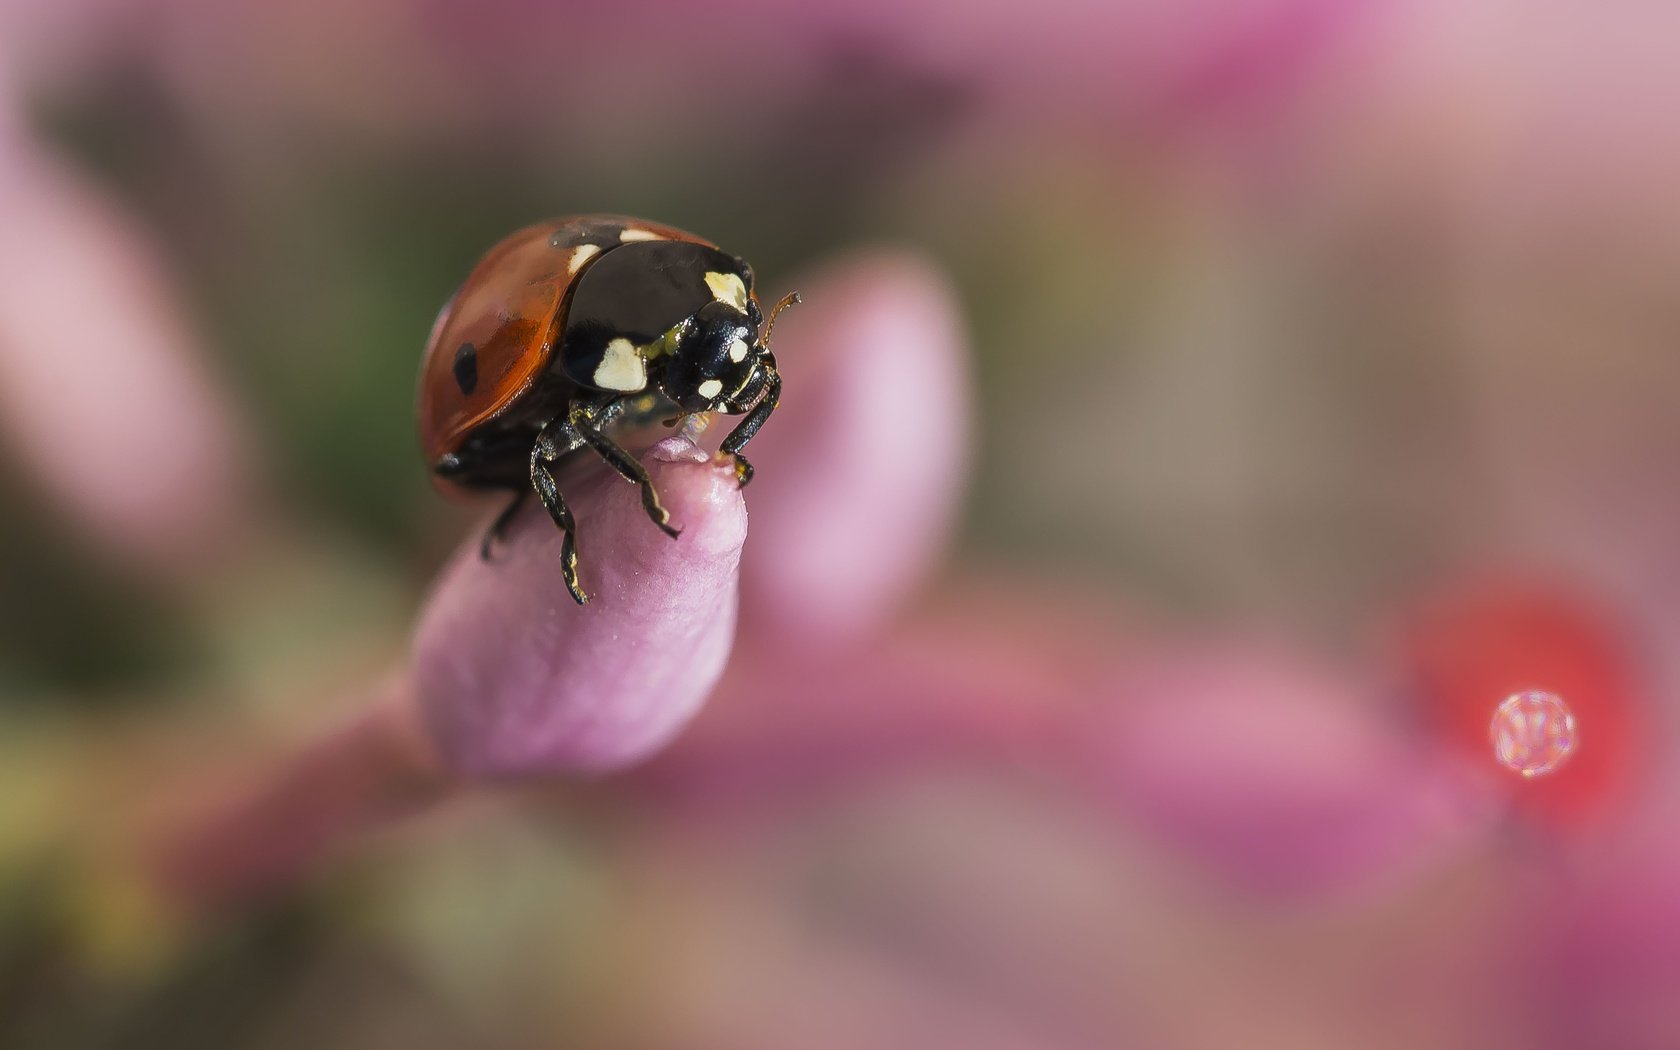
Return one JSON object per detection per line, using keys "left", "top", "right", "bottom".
{"left": 1491, "top": 690, "right": 1578, "bottom": 779}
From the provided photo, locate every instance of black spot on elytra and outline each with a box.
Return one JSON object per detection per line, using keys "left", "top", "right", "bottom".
{"left": 453, "top": 342, "right": 478, "bottom": 395}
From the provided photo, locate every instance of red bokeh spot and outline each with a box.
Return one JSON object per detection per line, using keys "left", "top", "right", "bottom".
{"left": 1399, "top": 577, "right": 1641, "bottom": 829}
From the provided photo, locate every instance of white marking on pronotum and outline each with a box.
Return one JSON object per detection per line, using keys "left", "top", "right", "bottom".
{"left": 619, "top": 227, "right": 661, "bottom": 243}
{"left": 697, "top": 378, "right": 724, "bottom": 400}
{"left": 568, "top": 243, "right": 601, "bottom": 275}
{"left": 704, "top": 271, "right": 748, "bottom": 310}
{"left": 595, "top": 338, "right": 648, "bottom": 391}
{"left": 727, "top": 337, "right": 749, "bottom": 363}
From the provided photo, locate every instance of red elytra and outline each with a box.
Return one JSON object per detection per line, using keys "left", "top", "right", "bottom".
{"left": 1398, "top": 576, "right": 1642, "bottom": 829}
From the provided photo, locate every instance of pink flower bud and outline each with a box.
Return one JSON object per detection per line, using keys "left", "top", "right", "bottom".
{"left": 413, "top": 438, "right": 748, "bottom": 776}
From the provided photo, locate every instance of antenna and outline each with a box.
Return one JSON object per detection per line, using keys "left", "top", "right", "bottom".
{"left": 762, "top": 291, "right": 802, "bottom": 349}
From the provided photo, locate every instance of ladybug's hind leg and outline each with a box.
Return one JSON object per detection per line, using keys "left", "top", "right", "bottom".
{"left": 478, "top": 490, "right": 529, "bottom": 561}
{"left": 531, "top": 420, "right": 590, "bottom": 604}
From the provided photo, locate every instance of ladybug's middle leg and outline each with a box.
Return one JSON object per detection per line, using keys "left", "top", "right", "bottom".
{"left": 568, "top": 400, "right": 681, "bottom": 540}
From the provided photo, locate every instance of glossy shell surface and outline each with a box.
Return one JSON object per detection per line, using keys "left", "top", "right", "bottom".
{"left": 417, "top": 216, "right": 708, "bottom": 463}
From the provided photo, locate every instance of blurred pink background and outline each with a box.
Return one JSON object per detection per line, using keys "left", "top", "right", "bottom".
{"left": 2, "top": 2, "right": 1679, "bottom": 1047}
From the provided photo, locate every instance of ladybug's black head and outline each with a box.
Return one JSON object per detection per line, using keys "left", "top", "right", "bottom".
{"left": 661, "top": 300, "right": 774, "bottom": 414}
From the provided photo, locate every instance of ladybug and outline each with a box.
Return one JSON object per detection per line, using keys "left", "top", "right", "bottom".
{"left": 418, "top": 215, "right": 797, "bottom": 604}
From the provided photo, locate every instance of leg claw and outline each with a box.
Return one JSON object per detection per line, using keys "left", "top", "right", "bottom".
{"left": 727, "top": 452, "right": 754, "bottom": 488}
{"left": 563, "top": 567, "right": 589, "bottom": 605}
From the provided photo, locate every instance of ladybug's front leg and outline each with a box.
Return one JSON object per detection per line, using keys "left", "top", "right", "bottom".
{"left": 719, "top": 366, "right": 782, "bottom": 488}
{"left": 568, "top": 400, "right": 682, "bottom": 540}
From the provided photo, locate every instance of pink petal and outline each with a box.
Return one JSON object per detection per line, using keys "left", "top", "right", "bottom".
{"left": 737, "top": 250, "right": 972, "bottom": 650}
{"left": 1081, "top": 646, "right": 1498, "bottom": 897}
{"left": 0, "top": 107, "right": 256, "bottom": 574}
{"left": 1539, "top": 830, "right": 1680, "bottom": 1050}
{"left": 632, "top": 577, "right": 1136, "bottom": 818}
